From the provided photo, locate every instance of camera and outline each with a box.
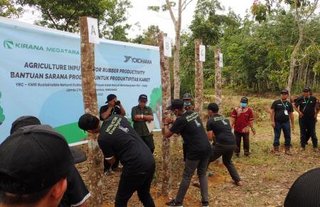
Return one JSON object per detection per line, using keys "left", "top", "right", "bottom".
{"left": 115, "top": 100, "right": 121, "bottom": 105}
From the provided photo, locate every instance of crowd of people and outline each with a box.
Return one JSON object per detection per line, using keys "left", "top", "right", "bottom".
{"left": 0, "top": 87, "right": 319, "bottom": 207}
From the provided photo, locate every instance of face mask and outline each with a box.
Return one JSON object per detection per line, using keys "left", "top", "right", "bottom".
{"left": 240, "top": 103, "right": 247, "bottom": 108}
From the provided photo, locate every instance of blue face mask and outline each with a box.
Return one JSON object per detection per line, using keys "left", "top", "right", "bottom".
{"left": 240, "top": 103, "right": 247, "bottom": 108}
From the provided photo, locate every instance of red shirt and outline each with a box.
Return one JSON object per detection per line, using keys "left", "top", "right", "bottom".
{"left": 231, "top": 107, "right": 254, "bottom": 133}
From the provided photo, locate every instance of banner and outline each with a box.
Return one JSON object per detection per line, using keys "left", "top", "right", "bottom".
{"left": 0, "top": 17, "right": 162, "bottom": 144}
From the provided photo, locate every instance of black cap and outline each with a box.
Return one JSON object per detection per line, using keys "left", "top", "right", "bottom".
{"left": 240, "top": 97, "right": 248, "bottom": 103}
{"left": 78, "top": 113, "right": 100, "bottom": 131}
{"left": 281, "top": 89, "right": 289, "bottom": 94}
{"left": 167, "top": 99, "right": 184, "bottom": 110}
{"left": 303, "top": 87, "right": 311, "bottom": 92}
{"left": 106, "top": 94, "right": 117, "bottom": 103}
{"left": 138, "top": 94, "right": 148, "bottom": 101}
{"left": 10, "top": 116, "right": 87, "bottom": 164}
{"left": 183, "top": 93, "right": 192, "bottom": 100}
{"left": 10, "top": 116, "right": 41, "bottom": 135}
{"left": 284, "top": 168, "right": 320, "bottom": 207}
{"left": 207, "top": 103, "right": 219, "bottom": 113}
{"left": 0, "top": 125, "right": 73, "bottom": 194}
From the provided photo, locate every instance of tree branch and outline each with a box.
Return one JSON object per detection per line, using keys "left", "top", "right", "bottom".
{"left": 182, "top": 0, "right": 193, "bottom": 12}
{"left": 166, "top": 0, "right": 177, "bottom": 26}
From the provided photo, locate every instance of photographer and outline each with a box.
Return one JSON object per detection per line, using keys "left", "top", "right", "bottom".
{"left": 99, "top": 94, "right": 126, "bottom": 175}
{"left": 99, "top": 94, "right": 126, "bottom": 121}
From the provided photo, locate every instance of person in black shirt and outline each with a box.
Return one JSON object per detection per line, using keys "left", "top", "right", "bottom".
{"left": 206, "top": 103, "right": 242, "bottom": 186}
{"left": 99, "top": 94, "right": 126, "bottom": 121}
{"left": 10, "top": 116, "right": 90, "bottom": 207}
{"left": 271, "top": 89, "right": 295, "bottom": 155}
{"left": 294, "top": 87, "right": 319, "bottom": 150}
{"left": 163, "top": 99, "right": 211, "bottom": 207}
{"left": 99, "top": 94, "right": 126, "bottom": 174}
{"left": 78, "top": 114, "right": 155, "bottom": 207}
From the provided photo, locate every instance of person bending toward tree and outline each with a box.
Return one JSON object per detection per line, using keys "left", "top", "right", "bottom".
{"left": 99, "top": 94, "right": 126, "bottom": 175}
{"left": 207, "top": 103, "right": 242, "bottom": 186}
{"left": 78, "top": 114, "right": 155, "bottom": 207}
{"left": 163, "top": 99, "right": 211, "bottom": 207}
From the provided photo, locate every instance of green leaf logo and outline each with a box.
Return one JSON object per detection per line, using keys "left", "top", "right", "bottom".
{"left": 3, "top": 40, "right": 14, "bottom": 49}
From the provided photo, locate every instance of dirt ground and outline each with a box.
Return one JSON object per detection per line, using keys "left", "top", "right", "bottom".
{"left": 76, "top": 95, "right": 320, "bottom": 207}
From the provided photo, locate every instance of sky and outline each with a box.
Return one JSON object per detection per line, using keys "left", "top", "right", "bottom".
{"left": 19, "top": 0, "right": 254, "bottom": 39}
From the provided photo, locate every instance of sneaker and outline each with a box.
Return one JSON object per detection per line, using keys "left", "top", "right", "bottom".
{"left": 165, "top": 199, "right": 183, "bottom": 207}
{"left": 234, "top": 180, "right": 243, "bottom": 186}
{"left": 104, "top": 169, "right": 114, "bottom": 176}
{"left": 202, "top": 201, "right": 209, "bottom": 207}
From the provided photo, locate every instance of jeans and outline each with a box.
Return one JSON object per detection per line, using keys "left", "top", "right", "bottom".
{"left": 273, "top": 121, "right": 291, "bottom": 147}
{"left": 234, "top": 132, "right": 250, "bottom": 155}
{"left": 115, "top": 165, "right": 155, "bottom": 207}
{"left": 209, "top": 144, "right": 241, "bottom": 182}
{"left": 175, "top": 157, "right": 209, "bottom": 204}
{"left": 299, "top": 118, "right": 318, "bottom": 148}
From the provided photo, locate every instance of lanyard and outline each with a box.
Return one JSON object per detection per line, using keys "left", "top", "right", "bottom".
{"left": 280, "top": 100, "right": 288, "bottom": 110}
{"left": 302, "top": 97, "right": 310, "bottom": 112}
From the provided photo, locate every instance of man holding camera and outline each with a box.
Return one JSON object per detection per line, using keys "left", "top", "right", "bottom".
{"left": 99, "top": 94, "right": 126, "bottom": 175}
{"left": 99, "top": 94, "right": 126, "bottom": 121}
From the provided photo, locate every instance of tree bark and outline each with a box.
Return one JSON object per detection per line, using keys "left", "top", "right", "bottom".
{"left": 79, "top": 16, "right": 104, "bottom": 207}
{"left": 159, "top": 32, "right": 172, "bottom": 196}
{"left": 166, "top": 0, "right": 182, "bottom": 99}
{"left": 214, "top": 47, "right": 222, "bottom": 112}
{"left": 194, "top": 39, "right": 204, "bottom": 117}
{"left": 287, "top": 22, "right": 303, "bottom": 95}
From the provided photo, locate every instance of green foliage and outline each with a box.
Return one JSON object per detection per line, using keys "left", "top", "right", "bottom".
{"left": 251, "top": 1, "right": 268, "bottom": 22}
{"left": 0, "top": 0, "right": 22, "bottom": 17}
{"left": 18, "top": 0, "right": 131, "bottom": 40}
{"left": 132, "top": 25, "right": 160, "bottom": 46}
{"left": 0, "top": 92, "right": 5, "bottom": 125}
{"left": 149, "top": 87, "right": 162, "bottom": 112}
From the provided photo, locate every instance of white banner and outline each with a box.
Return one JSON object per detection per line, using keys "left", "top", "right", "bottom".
{"left": 219, "top": 52, "right": 223, "bottom": 68}
{"left": 163, "top": 36, "right": 172, "bottom": 57}
{"left": 199, "top": 45, "right": 206, "bottom": 62}
{"left": 87, "top": 17, "right": 100, "bottom": 44}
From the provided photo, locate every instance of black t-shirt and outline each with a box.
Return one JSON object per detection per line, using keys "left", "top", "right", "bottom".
{"left": 99, "top": 104, "right": 121, "bottom": 121}
{"left": 98, "top": 115, "right": 155, "bottom": 175}
{"left": 59, "top": 165, "right": 90, "bottom": 207}
{"left": 294, "top": 96, "right": 318, "bottom": 119}
{"left": 206, "top": 114, "right": 236, "bottom": 145}
{"left": 271, "top": 99, "right": 293, "bottom": 123}
{"left": 170, "top": 111, "right": 211, "bottom": 160}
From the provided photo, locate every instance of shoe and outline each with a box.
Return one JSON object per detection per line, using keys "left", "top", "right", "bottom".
{"left": 300, "top": 146, "right": 306, "bottom": 151}
{"left": 313, "top": 147, "right": 319, "bottom": 152}
{"left": 244, "top": 152, "right": 251, "bottom": 157}
{"left": 285, "top": 147, "right": 292, "bottom": 155}
{"left": 234, "top": 180, "right": 243, "bottom": 186}
{"left": 235, "top": 153, "right": 240, "bottom": 157}
{"left": 192, "top": 182, "right": 200, "bottom": 188}
{"left": 165, "top": 199, "right": 183, "bottom": 207}
{"left": 202, "top": 201, "right": 209, "bottom": 207}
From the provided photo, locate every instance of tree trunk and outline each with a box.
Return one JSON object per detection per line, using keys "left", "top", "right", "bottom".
{"left": 159, "top": 32, "right": 172, "bottom": 196}
{"left": 79, "top": 17, "right": 104, "bottom": 207}
{"left": 287, "top": 17, "right": 304, "bottom": 94}
{"left": 214, "top": 47, "right": 222, "bottom": 112}
{"left": 194, "top": 39, "right": 204, "bottom": 117}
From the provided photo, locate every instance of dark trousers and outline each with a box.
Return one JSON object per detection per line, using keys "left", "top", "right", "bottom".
{"left": 234, "top": 132, "right": 250, "bottom": 155}
{"left": 299, "top": 118, "right": 318, "bottom": 148}
{"left": 104, "top": 158, "right": 119, "bottom": 172}
{"left": 175, "top": 157, "right": 209, "bottom": 203}
{"left": 273, "top": 121, "right": 291, "bottom": 147}
{"left": 141, "top": 135, "right": 155, "bottom": 153}
{"left": 209, "top": 144, "right": 241, "bottom": 182}
{"left": 115, "top": 165, "right": 155, "bottom": 207}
